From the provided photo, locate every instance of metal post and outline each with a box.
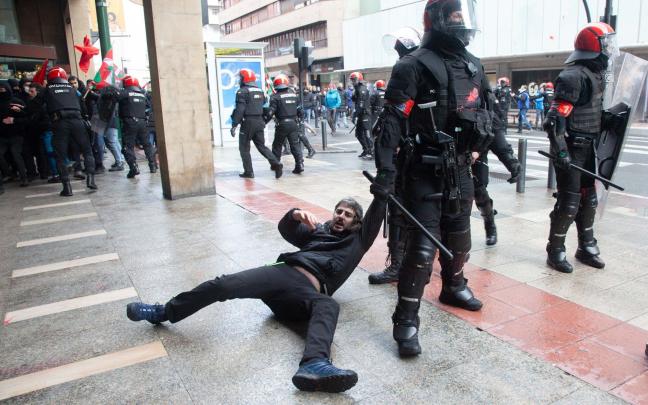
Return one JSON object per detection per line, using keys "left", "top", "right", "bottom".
{"left": 547, "top": 159, "right": 556, "bottom": 189}
{"left": 321, "top": 119, "right": 327, "bottom": 151}
{"left": 95, "top": 1, "right": 112, "bottom": 57}
{"left": 516, "top": 138, "right": 527, "bottom": 193}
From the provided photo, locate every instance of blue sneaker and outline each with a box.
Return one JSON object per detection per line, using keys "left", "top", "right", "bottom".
{"left": 292, "top": 359, "right": 358, "bottom": 393}
{"left": 126, "top": 302, "right": 167, "bottom": 324}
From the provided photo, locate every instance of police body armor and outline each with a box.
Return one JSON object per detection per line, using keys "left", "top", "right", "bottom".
{"left": 405, "top": 47, "right": 491, "bottom": 154}
{"left": 272, "top": 91, "right": 298, "bottom": 120}
{"left": 562, "top": 65, "right": 604, "bottom": 135}
{"left": 355, "top": 84, "right": 371, "bottom": 117}
{"left": 45, "top": 79, "right": 80, "bottom": 115}
{"left": 242, "top": 86, "right": 265, "bottom": 118}
{"left": 119, "top": 86, "right": 147, "bottom": 119}
{"left": 495, "top": 87, "right": 511, "bottom": 110}
{"left": 373, "top": 90, "right": 386, "bottom": 114}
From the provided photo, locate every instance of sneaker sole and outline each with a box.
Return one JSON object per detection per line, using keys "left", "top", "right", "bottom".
{"left": 292, "top": 373, "right": 358, "bottom": 393}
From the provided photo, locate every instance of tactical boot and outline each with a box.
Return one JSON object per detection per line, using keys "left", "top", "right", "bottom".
{"left": 392, "top": 312, "right": 421, "bottom": 357}
{"left": 546, "top": 244, "right": 573, "bottom": 273}
{"left": 484, "top": 215, "right": 497, "bottom": 246}
{"left": 575, "top": 239, "right": 605, "bottom": 269}
{"left": 292, "top": 162, "right": 304, "bottom": 174}
{"left": 126, "top": 302, "right": 168, "bottom": 324}
{"left": 86, "top": 173, "right": 98, "bottom": 190}
{"left": 439, "top": 280, "right": 483, "bottom": 311}
{"left": 292, "top": 359, "right": 358, "bottom": 393}
{"left": 149, "top": 163, "right": 157, "bottom": 173}
{"left": 272, "top": 162, "right": 283, "bottom": 179}
{"left": 127, "top": 163, "right": 140, "bottom": 179}
{"left": 60, "top": 180, "right": 74, "bottom": 197}
{"left": 368, "top": 241, "right": 404, "bottom": 284}
{"left": 239, "top": 172, "right": 254, "bottom": 179}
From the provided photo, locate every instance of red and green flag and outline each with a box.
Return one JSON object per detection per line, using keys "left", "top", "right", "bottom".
{"left": 93, "top": 48, "right": 124, "bottom": 86}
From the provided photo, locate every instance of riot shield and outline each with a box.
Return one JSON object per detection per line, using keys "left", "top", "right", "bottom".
{"left": 597, "top": 52, "right": 648, "bottom": 217}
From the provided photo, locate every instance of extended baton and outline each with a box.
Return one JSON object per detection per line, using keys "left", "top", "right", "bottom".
{"left": 348, "top": 124, "right": 357, "bottom": 135}
{"left": 538, "top": 150, "right": 624, "bottom": 191}
{"left": 362, "top": 171, "right": 454, "bottom": 260}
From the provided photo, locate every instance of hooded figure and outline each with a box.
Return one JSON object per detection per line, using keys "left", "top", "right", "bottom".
{"left": 0, "top": 81, "right": 29, "bottom": 186}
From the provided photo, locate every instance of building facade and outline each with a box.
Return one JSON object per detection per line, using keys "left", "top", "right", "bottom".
{"left": 343, "top": 0, "right": 648, "bottom": 90}
{"left": 214, "top": 0, "right": 358, "bottom": 88}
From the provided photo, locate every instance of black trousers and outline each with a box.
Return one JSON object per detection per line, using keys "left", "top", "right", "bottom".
{"left": 52, "top": 118, "right": 95, "bottom": 182}
{"left": 272, "top": 121, "right": 303, "bottom": 166}
{"left": 0, "top": 136, "right": 26, "bottom": 179}
{"left": 239, "top": 118, "right": 279, "bottom": 175}
{"left": 355, "top": 114, "right": 373, "bottom": 153}
{"left": 165, "top": 263, "right": 340, "bottom": 364}
{"left": 122, "top": 117, "right": 156, "bottom": 168}
{"left": 22, "top": 130, "right": 47, "bottom": 177}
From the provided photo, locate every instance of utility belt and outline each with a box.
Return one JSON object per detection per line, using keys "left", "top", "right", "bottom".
{"left": 122, "top": 116, "right": 145, "bottom": 122}
{"left": 50, "top": 110, "right": 81, "bottom": 122}
{"left": 243, "top": 115, "right": 263, "bottom": 121}
{"left": 277, "top": 117, "right": 297, "bottom": 123}
{"left": 566, "top": 132, "right": 596, "bottom": 147}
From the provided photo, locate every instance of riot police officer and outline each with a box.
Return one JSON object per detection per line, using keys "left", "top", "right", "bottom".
{"left": 231, "top": 68, "right": 283, "bottom": 179}
{"left": 370, "top": 80, "right": 386, "bottom": 130}
{"left": 266, "top": 74, "right": 304, "bottom": 174}
{"left": 543, "top": 22, "right": 618, "bottom": 273}
{"left": 44, "top": 67, "right": 96, "bottom": 196}
{"left": 119, "top": 76, "right": 157, "bottom": 178}
{"left": 374, "top": 0, "right": 493, "bottom": 356}
{"left": 473, "top": 94, "right": 521, "bottom": 246}
{"left": 368, "top": 27, "right": 421, "bottom": 285}
{"left": 350, "top": 72, "right": 374, "bottom": 159}
{"left": 493, "top": 77, "right": 512, "bottom": 131}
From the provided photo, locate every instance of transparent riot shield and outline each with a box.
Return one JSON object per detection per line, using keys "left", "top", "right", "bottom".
{"left": 597, "top": 52, "right": 648, "bottom": 217}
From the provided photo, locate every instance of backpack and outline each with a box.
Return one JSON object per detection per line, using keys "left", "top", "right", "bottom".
{"left": 98, "top": 86, "right": 119, "bottom": 122}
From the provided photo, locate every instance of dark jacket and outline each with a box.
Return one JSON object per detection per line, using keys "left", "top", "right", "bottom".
{"left": 276, "top": 197, "right": 386, "bottom": 295}
{"left": 0, "top": 82, "right": 27, "bottom": 138}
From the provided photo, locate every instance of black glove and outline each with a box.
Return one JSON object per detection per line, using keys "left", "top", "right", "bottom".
{"left": 507, "top": 161, "right": 521, "bottom": 183}
{"left": 370, "top": 182, "right": 390, "bottom": 201}
{"left": 230, "top": 126, "right": 237, "bottom": 138}
{"left": 555, "top": 149, "right": 571, "bottom": 171}
{"left": 370, "top": 172, "right": 394, "bottom": 201}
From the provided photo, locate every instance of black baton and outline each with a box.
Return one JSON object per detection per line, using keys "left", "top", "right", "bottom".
{"left": 363, "top": 171, "right": 454, "bottom": 260}
{"left": 538, "top": 150, "right": 624, "bottom": 191}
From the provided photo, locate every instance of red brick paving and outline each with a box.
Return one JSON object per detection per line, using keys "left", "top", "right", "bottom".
{"left": 216, "top": 178, "right": 648, "bottom": 404}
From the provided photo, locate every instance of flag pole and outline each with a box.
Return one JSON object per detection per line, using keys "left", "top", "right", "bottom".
{"left": 95, "top": 1, "right": 112, "bottom": 58}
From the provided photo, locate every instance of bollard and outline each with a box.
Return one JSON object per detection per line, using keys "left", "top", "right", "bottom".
{"left": 516, "top": 138, "right": 527, "bottom": 193}
{"left": 321, "top": 119, "right": 327, "bottom": 151}
{"left": 547, "top": 159, "right": 556, "bottom": 189}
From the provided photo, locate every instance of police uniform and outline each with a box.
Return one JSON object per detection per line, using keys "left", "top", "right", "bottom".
{"left": 267, "top": 89, "right": 304, "bottom": 173}
{"left": 374, "top": 36, "right": 493, "bottom": 356}
{"left": 119, "top": 85, "right": 156, "bottom": 174}
{"left": 45, "top": 78, "right": 96, "bottom": 186}
{"left": 231, "top": 84, "right": 281, "bottom": 177}
{"left": 352, "top": 83, "right": 374, "bottom": 157}
{"left": 370, "top": 88, "right": 386, "bottom": 131}
{"left": 493, "top": 85, "right": 511, "bottom": 128}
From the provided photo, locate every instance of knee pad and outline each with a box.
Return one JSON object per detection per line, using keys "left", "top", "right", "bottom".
{"left": 556, "top": 191, "right": 581, "bottom": 216}
{"left": 402, "top": 248, "right": 434, "bottom": 271}
{"left": 580, "top": 187, "right": 598, "bottom": 209}
{"left": 473, "top": 185, "right": 489, "bottom": 206}
{"left": 444, "top": 228, "right": 471, "bottom": 254}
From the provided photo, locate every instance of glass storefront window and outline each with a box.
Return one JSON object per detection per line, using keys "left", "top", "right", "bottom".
{"left": 0, "top": 57, "right": 48, "bottom": 79}
{"left": 0, "top": 0, "right": 20, "bottom": 44}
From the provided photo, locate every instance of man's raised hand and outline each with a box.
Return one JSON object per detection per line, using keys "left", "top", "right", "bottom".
{"left": 292, "top": 209, "right": 319, "bottom": 231}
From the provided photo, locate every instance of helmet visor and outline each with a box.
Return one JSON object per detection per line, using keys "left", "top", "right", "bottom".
{"left": 442, "top": 0, "right": 479, "bottom": 42}
{"left": 382, "top": 27, "right": 422, "bottom": 53}
{"left": 601, "top": 33, "right": 620, "bottom": 60}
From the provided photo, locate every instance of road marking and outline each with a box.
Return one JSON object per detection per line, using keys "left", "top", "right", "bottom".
{"left": 20, "top": 213, "right": 98, "bottom": 226}
{"left": 0, "top": 341, "right": 167, "bottom": 401}
{"left": 25, "top": 190, "right": 83, "bottom": 198}
{"left": 611, "top": 191, "right": 648, "bottom": 200}
{"left": 11, "top": 253, "right": 119, "bottom": 278}
{"left": 16, "top": 230, "right": 106, "bottom": 248}
{"left": 3, "top": 287, "right": 137, "bottom": 324}
{"left": 30, "top": 180, "right": 84, "bottom": 189}
{"left": 23, "top": 199, "right": 91, "bottom": 211}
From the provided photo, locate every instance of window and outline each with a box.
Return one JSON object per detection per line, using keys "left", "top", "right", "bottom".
{"left": 259, "top": 21, "right": 328, "bottom": 58}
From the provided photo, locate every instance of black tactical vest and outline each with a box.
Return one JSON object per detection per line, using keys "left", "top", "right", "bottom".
{"left": 243, "top": 86, "right": 265, "bottom": 117}
{"left": 45, "top": 79, "right": 80, "bottom": 114}
{"left": 567, "top": 65, "right": 604, "bottom": 135}
{"left": 374, "top": 90, "right": 386, "bottom": 111}
{"left": 272, "top": 91, "right": 298, "bottom": 119}
{"left": 119, "top": 86, "right": 147, "bottom": 119}
{"left": 355, "top": 84, "right": 371, "bottom": 115}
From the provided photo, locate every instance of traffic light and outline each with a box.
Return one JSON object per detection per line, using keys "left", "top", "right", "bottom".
{"left": 300, "top": 45, "right": 314, "bottom": 71}
{"left": 293, "top": 38, "right": 305, "bottom": 59}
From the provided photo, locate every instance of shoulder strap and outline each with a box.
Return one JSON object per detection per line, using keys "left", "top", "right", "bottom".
{"left": 409, "top": 48, "right": 448, "bottom": 88}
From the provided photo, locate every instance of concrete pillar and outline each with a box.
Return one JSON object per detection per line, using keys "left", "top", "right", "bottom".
{"left": 64, "top": 0, "right": 94, "bottom": 80}
{"left": 142, "top": 0, "right": 215, "bottom": 200}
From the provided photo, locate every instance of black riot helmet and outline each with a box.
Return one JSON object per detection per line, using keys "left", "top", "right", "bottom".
{"left": 423, "top": 0, "right": 479, "bottom": 48}
{"left": 382, "top": 27, "right": 422, "bottom": 58}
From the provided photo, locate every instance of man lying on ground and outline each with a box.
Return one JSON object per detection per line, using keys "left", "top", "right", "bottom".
{"left": 126, "top": 185, "right": 387, "bottom": 393}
